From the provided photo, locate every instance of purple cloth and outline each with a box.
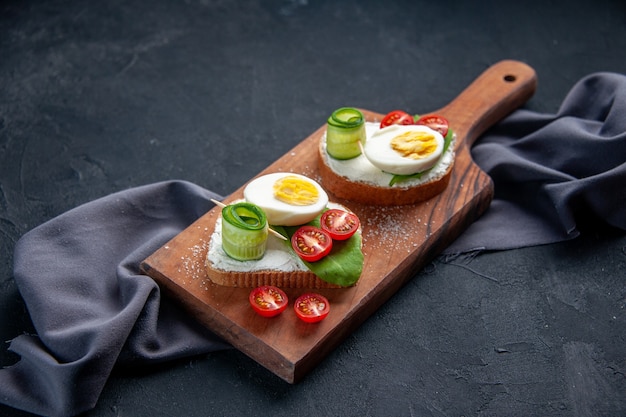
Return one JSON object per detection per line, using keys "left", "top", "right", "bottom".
{"left": 0, "top": 181, "right": 231, "bottom": 416}
{"left": 444, "top": 72, "right": 626, "bottom": 254}
{"left": 1, "top": 73, "right": 625, "bottom": 416}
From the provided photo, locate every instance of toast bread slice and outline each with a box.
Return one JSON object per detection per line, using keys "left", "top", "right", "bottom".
{"left": 205, "top": 208, "right": 358, "bottom": 289}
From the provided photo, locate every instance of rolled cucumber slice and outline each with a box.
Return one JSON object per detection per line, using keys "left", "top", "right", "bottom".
{"left": 221, "top": 202, "right": 268, "bottom": 261}
{"left": 326, "top": 107, "right": 366, "bottom": 160}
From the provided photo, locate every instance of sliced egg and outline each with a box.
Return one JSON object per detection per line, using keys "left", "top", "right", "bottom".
{"left": 244, "top": 173, "right": 329, "bottom": 226}
{"left": 363, "top": 124, "right": 444, "bottom": 175}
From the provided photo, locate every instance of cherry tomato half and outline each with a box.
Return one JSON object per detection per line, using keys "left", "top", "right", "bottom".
{"left": 249, "top": 286, "right": 288, "bottom": 318}
{"left": 291, "top": 226, "right": 333, "bottom": 262}
{"left": 415, "top": 114, "right": 449, "bottom": 137}
{"left": 294, "top": 293, "right": 330, "bottom": 323}
{"left": 380, "top": 110, "right": 414, "bottom": 128}
{"left": 320, "top": 209, "right": 360, "bottom": 241}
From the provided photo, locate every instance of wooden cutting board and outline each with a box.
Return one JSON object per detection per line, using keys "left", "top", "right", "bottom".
{"left": 141, "top": 60, "right": 537, "bottom": 383}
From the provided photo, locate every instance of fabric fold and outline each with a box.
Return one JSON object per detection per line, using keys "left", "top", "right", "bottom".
{"left": 443, "top": 72, "right": 626, "bottom": 254}
{"left": 1, "top": 181, "right": 231, "bottom": 416}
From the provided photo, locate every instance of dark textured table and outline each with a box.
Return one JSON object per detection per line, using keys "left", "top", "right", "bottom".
{"left": 1, "top": 1, "right": 625, "bottom": 416}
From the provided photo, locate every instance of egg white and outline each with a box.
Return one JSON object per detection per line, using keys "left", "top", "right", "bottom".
{"left": 243, "top": 172, "right": 329, "bottom": 226}
{"left": 363, "top": 124, "right": 444, "bottom": 175}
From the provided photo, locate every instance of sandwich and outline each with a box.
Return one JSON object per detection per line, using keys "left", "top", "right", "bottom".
{"left": 318, "top": 107, "right": 456, "bottom": 206}
{"left": 205, "top": 172, "right": 364, "bottom": 289}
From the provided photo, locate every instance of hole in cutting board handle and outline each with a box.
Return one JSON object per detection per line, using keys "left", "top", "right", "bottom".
{"left": 503, "top": 74, "right": 517, "bottom": 82}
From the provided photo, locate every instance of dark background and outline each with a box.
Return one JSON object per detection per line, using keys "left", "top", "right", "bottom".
{"left": 1, "top": 1, "right": 625, "bottom": 416}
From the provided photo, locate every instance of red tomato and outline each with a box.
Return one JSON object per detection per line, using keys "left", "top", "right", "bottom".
{"left": 380, "top": 110, "right": 414, "bottom": 128}
{"left": 291, "top": 226, "right": 333, "bottom": 262}
{"left": 249, "top": 286, "right": 288, "bottom": 318}
{"left": 294, "top": 293, "right": 330, "bottom": 323}
{"left": 415, "top": 114, "right": 449, "bottom": 137}
{"left": 320, "top": 209, "right": 360, "bottom": 241}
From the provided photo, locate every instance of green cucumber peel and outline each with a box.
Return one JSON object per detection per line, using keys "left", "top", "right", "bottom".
{"left": 273, "top": 210, "right": 364, "bottom": 287}
{"left": 388, "top": 128, "right": 454, "bottom": 187}
{"left": 222, "top": 202, "right": 267, "bottom": 230}
{"left": 327, "top": 107, "right": 364, "bottom": 128}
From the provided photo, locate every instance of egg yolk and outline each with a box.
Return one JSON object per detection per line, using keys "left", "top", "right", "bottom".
{"left": 273, "top": 175, "right": 319, "bottom": 206}
{"left": 390, "top": 131, "right": 438, "bottom": 160}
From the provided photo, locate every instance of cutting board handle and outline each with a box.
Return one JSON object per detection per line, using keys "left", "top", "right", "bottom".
{"left": 438, "top": 60, "right": 537, "bottom": 149}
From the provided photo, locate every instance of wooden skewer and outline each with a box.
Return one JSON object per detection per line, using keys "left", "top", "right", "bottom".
{"left": 210, "top": 199, "right": 288, "bottom": 241}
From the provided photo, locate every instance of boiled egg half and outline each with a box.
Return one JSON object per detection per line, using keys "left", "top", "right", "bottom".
{"left": 243, "top": 172, "right": 329, "bottom": 226}
{"left": 363, "top": 124, "right": 445, "bottom": 175}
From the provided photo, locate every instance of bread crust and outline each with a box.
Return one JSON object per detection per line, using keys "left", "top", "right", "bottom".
{"left": 205, "top": 260, "right": 344, "bottom": 288}
{"left": 317, "top": 136, "right": 453, "bottom": 206}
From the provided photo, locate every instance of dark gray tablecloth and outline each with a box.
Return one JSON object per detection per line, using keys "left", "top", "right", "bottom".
{"left": 1, "top": 72, "right": 625, "bottom": 416}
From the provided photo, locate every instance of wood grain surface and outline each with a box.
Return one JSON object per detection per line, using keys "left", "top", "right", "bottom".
{"left": 141, "top": 60, "right": 537, "bottom": 383}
